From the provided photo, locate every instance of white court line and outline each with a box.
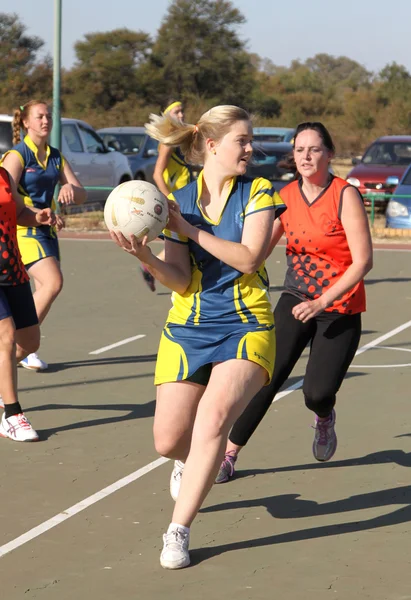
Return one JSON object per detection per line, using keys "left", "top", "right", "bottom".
{"left": 2, "top": 319, "right": 411, "bottom": 559}
{"left": 0, "top": 457, "right": 168, "bottom": 559}
{"left": 89, "top": 335, "right": 146, "bottom": 355}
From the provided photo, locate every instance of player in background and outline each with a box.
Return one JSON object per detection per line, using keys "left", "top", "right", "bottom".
{"left": 141, "top": 100, "right": 192, "bottom": 292}
{"left": 1, "top": 100, "right": 86, "bottom": 371}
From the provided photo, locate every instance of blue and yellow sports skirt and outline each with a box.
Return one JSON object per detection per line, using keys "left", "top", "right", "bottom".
{"left": 154, "top": 321, "right": 276, "bottom": 386}
{"left": 17, "top": 227, "right": 60, "bottom": 269}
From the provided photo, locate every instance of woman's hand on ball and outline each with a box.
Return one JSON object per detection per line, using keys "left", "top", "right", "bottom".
{"left": 110, "top": 230, "right": 152, "bottom": 262}
{"left": 167, "top": 200, "right": 189, "bottom": 235}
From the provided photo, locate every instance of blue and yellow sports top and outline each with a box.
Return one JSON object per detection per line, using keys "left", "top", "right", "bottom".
{"left": 164, "top": 174, "right": 286, "bottom": 326}
{"left": 1, "top": 135, "right": 64, "bottom": 237}
{"left": 163, "top": 147, "right": 191, "bottom": 192}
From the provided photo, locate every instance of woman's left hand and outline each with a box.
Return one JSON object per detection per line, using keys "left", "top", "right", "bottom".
{"left": 35, "top": 208, "right": 57, "bottom": 227}
{"left": 110, "top": 230, "right": 153, "bottom": 263}
{"left": 167, "top": 200, "right": 189, "bottom": 235}
{"left": 58, "top": 183, "right": 75, "bottom": 205}
{"left": 292, "top": 298, "right": 326, "bottom": 323}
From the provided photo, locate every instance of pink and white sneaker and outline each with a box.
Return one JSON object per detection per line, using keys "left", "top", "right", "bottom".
{"left": 0, "top": 413, "right": 39, "bottom": 442}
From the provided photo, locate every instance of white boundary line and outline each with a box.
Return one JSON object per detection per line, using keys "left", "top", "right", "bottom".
{"left": 89, "top": 335, "right": 146, "bottom": 355}
{"left": 2, "top": 319, "right": 411, "bottom": 559}
{"left": 0, "top": 457, "right": 168, "bottom": 559}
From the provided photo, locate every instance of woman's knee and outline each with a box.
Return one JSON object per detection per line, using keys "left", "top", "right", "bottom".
{"left": 153, "top": 424, "right": 190, "bottom": 459}
{"left": 0, "top": 320, "right": 16, "bottom": 353}
{"left": 48, "top": 272, "right": 64, "bottom": 299}
{"left": 303, "top": 383, "right": 336, "bottom": 416}
{"left": 16, "top": 326, "right": 40, "bottom": 356}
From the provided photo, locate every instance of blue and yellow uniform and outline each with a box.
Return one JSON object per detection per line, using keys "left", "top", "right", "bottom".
{"left": 154, "top": 174, "right": 286, "bottom": 386}
{"left": 1, "top": 135, "right": 63, "bottom": 267}
{"left": 163, "top": 146, "right": 191, "bottom": 192}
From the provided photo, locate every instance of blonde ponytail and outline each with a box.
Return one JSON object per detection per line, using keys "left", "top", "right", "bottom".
{"left": 145, "top": 105, "right": 250, "bottom": 165}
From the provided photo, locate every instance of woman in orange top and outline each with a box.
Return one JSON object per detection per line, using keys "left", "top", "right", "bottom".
{"left": 216, "top": 121, "right": 373, "bottom": 482}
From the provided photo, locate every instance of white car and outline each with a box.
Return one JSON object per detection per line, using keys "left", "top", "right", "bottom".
{"left": 0, "top": 114, "right": 133, "bottom": 207}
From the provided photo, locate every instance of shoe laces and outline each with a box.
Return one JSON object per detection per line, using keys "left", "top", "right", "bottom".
{"left": 221, "top": 453, "right": 237, "bottom": 476}
{"left": 172, "top": 462, "right": 184, "bottom": 483}
{"left": 17, "top": 414, "right": 32, "bottom": 430}
{"left": 164, "top": 529, "right": 188, "bottom": 550}
{"left": 313, "top": 416, "right": 332, "bottom": 445}
{"left": 7, "top": 413, "right": 32, "bottom": 431}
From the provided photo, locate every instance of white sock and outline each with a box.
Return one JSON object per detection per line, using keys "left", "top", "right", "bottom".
{"left": 175, "top": 460, "right": 185, "bottom": 468}
{"left": 168, "top": 522, "right": 190, "bottom": 535}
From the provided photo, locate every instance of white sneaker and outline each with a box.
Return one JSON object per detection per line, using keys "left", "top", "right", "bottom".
{"left": 19, "top": 353, "right": 48, "bottom": 371}
{"left": 170, "top": 460, "right": 184, "bottom": 501}
{"left": 0, "top": 412, "right": 39, "bottom": 442}
{"left": 160, "top": 526, "right": 190, "bottom": 569}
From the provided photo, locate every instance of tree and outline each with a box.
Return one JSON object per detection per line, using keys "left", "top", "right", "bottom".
{"left": 64, "top": 29, "right": 152, "bottom": 114}
{"left": 0, "top": 13, "right": 51, "bottom": 109}
{"left": 146, "top": 0, "right": 255, "bottom": 106}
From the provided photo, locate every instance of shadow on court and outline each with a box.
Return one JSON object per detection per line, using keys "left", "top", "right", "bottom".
{"left": 191, "top": 483, "right": 411, "bottom": 565}
{"left": 23, "top": 400, "right": 156, "bottom": 440}
{"left": 365, "top": 277, "right": 411, "bottom": 285}
{"left": 203, "top": 449, "right": 411, "bottom": 487}
{"left": 35, "top": 353, "right": 157, "bottom": 373}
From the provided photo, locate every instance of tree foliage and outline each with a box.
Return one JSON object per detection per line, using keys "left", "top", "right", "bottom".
{"left": 1, "top": 3, "right": 411, "bottom": 154}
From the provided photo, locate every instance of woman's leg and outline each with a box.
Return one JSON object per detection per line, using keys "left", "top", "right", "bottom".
{"left": 20, "top": 257, "right": 63, "bottom": 370}
{"left": 27, "top": 257, "right": 63, "bottom": 324}
{"left": 172, "top": 359, "right": 268, "bottom": 526}
{"left": 0, "top": 319, "right": 39, "bottom": 442}
{"left": 153, "top": 380, "right": 205, "bottom": 460}
{"left": 303, "top": 313, "right": 362, "bottom": 461}
{"left": 0, "top": 316, "right": 18, "bottom": 406}
{"left": 221, "top": 294, "right": 315, "bottom": 463}
{"left": 160, "top": 359, "right": 268, "bottom": 569}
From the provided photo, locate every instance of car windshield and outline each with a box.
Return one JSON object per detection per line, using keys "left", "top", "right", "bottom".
{"left": 252, "top": 146, "right": 290, "bottom": 165}
{"left": 0, "top": 121, "right": 12, "bottom": 154}
{"left": 106, "top": 133, "right": 145, "bottom": 154}
{"left": 362, "top": 142, "right": 411, "bottom": 166}
{"left": 253, "top": 134, "right": 286, "bottom": 143}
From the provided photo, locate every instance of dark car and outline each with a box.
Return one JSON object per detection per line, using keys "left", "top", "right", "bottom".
{"left": 247, "top": 142, "right": 295, "bottom": 190}
{"left": 97, "top": 127, "right": 159, "bottom": 183}
{"left": 346, "top": 135, "right": 411, "bottom": 208}
{"left": 385, "top": 163, "right": 411, "bottom": 229}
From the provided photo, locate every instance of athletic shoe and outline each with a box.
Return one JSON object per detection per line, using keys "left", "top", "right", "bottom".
{"left": 19, "top": 353, "right": 48, "bottom": 371}
{"left": 215, "top": 452, "right": 237, "bottom": 483}
{"left": 0, "top": 413, "right": 39, "bottom": 442}
{"left": 141, "top": 266, "right": 156, "bottom": 292}
{"left": 160, "top": 526, "right": 190, "bottom": 569}
{"left": 312, "top": 409, "right": 337, "bottom": 462}
{"left": 170, "top": 460, "right": 184, "bottom": 500}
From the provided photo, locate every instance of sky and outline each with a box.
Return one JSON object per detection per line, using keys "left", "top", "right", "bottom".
{"left": 2, "top": 0, "right": 411, "bottom": 74}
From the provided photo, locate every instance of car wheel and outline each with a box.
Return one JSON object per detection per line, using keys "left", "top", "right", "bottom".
{"left": 119, "top": 175, "right": 131, "bottom": 184}
{"left": 134, "top": 172, "right": 146, "bottom": 181}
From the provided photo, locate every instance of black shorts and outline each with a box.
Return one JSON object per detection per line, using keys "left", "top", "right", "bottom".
{"left": 0, "top": 282, "right": 38, "bottom": 330}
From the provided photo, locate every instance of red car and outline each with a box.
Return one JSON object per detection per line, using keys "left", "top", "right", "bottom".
{"left": 346, "top": 135, "right": 411, "bottom": 207}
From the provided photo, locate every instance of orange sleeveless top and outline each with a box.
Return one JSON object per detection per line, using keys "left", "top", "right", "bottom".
{"left": 0, "top": 167, "right": 29, "bottom": 286}
{"left": 279, "top": 176, "right": 366, "bottom": 315}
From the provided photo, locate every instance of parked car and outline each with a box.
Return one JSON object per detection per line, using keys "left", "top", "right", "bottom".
{"left": 385, "top": 163, "right": 411, "bottom": 229}
{"left": 0, "top": 114, "right": 133, "bottom": 207}
{"left": 346, "top": 135, "right": 411, "bottom": 209}
{"left": 61, "top": 118, "right": 133, "bottom": 206}
{"left": 247, "top": 142, "right": 295, "bottom": 190}
{"left": 0, "top": 114, "right": 12, "bottom": 155}
{"left": 97, "top": 127, "right": 159, "bottom": 183}
{"left": 253, "top": 127, "right": 296, "bottom": 144}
